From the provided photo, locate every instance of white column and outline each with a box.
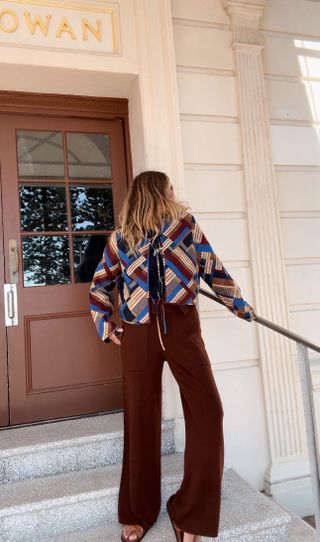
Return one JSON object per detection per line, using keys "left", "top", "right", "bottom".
{"left": 131, "top": 0, "right": 186, "bottom": 199}
{"left": 221, "top": 0, "right": 311, "bottom": 514}
{"left": 130, "top": 0, "right": 188, "bottom": 443}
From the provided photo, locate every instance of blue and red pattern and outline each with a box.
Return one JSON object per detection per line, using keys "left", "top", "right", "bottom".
{"left": 89, "top": 211, "right": 256, "bottom": 342}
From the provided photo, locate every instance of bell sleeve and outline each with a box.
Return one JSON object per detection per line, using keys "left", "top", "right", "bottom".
{"left": 89, "top": 230, "right": 122, "bottom": 342}
{"left": 191, "top": 214, "right": 256, "bottom": 322}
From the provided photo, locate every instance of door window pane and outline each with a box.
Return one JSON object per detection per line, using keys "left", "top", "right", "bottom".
{"left": 16, "top": 129, "right": 117, "bottom": 287}
{"left": 66, "top": 133, "right": 111, "bottom": 179}
{"left": 70, "top": 185, "right": 114, "bottom": 231}
{"left": 16, "top": 131, "right": 64, "bottom": 179}
{"left": 74, "top": 234, "right": 107, "bottom": 283}
{"left": 22, "top": 236, "right": 70, "bottom": 287}
{"left": 19, "top": 185, "right": 67, "bottom": 232}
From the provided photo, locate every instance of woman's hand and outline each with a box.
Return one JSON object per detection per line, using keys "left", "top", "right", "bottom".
{"left": 109, "top": 327, "right": 124, "bottom": 345}
{"left": 249, "top": 307, "right": 257, "bottom": 321}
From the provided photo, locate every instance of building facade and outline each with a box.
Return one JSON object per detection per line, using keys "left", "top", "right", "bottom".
{"left": 0, "top": 0, "right": 319, "bottom": 519}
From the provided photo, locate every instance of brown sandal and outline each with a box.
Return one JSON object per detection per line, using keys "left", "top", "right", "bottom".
{"left": 166, "top": 495, "right": 201, "bottom": 542}
{"left": 121, "top": 524, "right": 150, "bottom": 542}
{"left": 166, "top": 495, "right": 185, "bottom": 542}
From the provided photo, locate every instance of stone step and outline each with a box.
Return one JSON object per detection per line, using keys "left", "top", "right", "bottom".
{"left": 47, "top": 511, "right": 317, "bottom": 542}
{"left": 0, "top": 452, "right": 292, "bottom": 542}
{"left": 0, "top": 412, "right": 175, "bottom": 483}
{"left": 46, "top": 507, "right": 317, "bottom": 542}
{"left": 271, "top": 502, "right": 316, "bottom": 542}
{"left": 285, "top": 513, "right": 317, "bottom": 542}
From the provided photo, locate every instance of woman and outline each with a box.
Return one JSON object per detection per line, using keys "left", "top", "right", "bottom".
{"left": 89, "top": 171, "right": 256, "bottom": 542}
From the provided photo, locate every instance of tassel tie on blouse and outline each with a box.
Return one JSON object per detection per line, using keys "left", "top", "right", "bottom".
{"left": 147, "top": 230, "right": 167, "bottom": 351}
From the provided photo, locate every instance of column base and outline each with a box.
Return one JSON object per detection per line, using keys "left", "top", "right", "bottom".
{"left": 264, "top": 457, "right": 314, "bottom": 517}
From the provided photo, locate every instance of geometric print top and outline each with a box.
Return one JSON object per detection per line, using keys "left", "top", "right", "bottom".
{"left": 89, "top": 210, "right": 256, "bottom": 343}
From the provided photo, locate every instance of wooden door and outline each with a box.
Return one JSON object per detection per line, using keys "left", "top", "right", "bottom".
{"left": 0, "top": 113, "right": 127, "bottom": 426}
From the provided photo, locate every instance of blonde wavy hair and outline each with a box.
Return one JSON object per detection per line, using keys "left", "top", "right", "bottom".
{"left": 117, "top": 171, "right": 191, "bottom": 255}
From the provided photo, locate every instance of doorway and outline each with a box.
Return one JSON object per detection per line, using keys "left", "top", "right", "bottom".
{"left": 0, "top": 93, "right": 131, "bottom": 426}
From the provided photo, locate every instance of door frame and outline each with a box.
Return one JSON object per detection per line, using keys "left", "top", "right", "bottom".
{"left": 0, "top": 90, "right": 133, "bottom": 427}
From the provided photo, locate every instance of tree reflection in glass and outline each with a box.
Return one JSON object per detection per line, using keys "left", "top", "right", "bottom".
{"left": 22, "top": 236, "right": 70, "bottom": 286}
{"left": 70, "top": 185, "right": 114, "bottom": 231}
{"left": 19, "top": 185, "right": 67, "bottom": 232}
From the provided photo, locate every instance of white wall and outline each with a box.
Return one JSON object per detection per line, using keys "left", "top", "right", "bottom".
{"left": 171, "top": 0, "right": 269, "bottom": 489}
{"left": 262, "top": 0, "right": 320, "bottom": 447}
{"left": 171, "top": 0, "right": 320, "bottom": 487}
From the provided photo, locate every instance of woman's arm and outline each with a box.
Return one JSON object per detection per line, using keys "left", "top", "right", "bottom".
{"left": 89, "top": 230, "right": 122, "bottom": 342}
{"left": 190, "top": 214, "right": 256, "bottom": 322}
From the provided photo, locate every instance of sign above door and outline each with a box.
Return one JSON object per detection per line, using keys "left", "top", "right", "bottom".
{"left": 0, "top": 1, "right": 120, "bottom": 55}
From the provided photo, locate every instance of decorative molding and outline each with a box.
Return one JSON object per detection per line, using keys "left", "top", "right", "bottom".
{"left": 177, "top": 65, "right": 235, "bottom": 77}
{"left": 172, "top": 16, "right": 230, "bottom": 31}
{"left": 270, "top": 119, "right": 320, "bottom": 127}
{"left": 189, "top": 211, "right": 246, "bottom": 220}
{"left": 200, "top": 258, "right": 249, "bottom": 268}
{"left": 199, "top": 357, "right": 259, "bottom": 371}
{"left": 200, "top": 308, "right": 254, "bottom": 319}
{"left": 285, "top": 257, "right": 320, "bottom": 266}
{"left": 280, "top": 211, "right": 320, "bottom": 219}
{"left": 222, "top": 0, "right": 266, "bottom": 45}
{"left": 173, "top": 13, "right": 320, "bottom": 45}
{"left": 262, "top": 27, "right": 320, "bottom": 42}
{"left": 180, "top": 113, "right": 238, "bottom": 124}
{"left": 265, "top": 73, "right": 320, "bottom": 83}
{"left": 173, "top": 15, "right": 320, "bottom": 46}
{"left": 289, "top": 302, "right": 320, "bottom": 312}
{"left": 234, "top": 26, "right": 262, "bottom": 46}
{"left": 275, "top": 164, "right": 320, "bottom": 172}
{"left": 0, "top": 89, "right": 128, "bottom": 117}
{"left": 184, "top": 162, "right": 243, "bottom": 171}
{"left": 222, "top": 0, "right": 266, "bottom": 23}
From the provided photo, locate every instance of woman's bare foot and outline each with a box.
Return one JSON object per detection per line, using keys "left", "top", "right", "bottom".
{"left": 122, "top": 524, "right": 144, "bottom": 541}
{"left": 184, "top": 534, "right": 201, "bottom": 542}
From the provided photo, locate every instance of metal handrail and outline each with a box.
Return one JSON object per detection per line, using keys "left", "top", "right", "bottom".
{"left": 199, "top": 287, "right": 320, "bottom": 353}
{"left": 199, "top": 287, "right": 320, "bottom": 541}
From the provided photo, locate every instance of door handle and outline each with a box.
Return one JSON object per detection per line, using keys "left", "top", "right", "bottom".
{"left": 9, "top": 239, "right": 19, "bottom": 283}
{"left": 4, "top": 284, "right": 18, "bottom": 326}
{"left": 7, "top": 288, "right": 14, "bottom": 319}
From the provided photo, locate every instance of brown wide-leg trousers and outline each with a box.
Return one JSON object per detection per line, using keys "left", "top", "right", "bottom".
{"left": 117, "top": 299, "right": 224, "bottom": 537}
